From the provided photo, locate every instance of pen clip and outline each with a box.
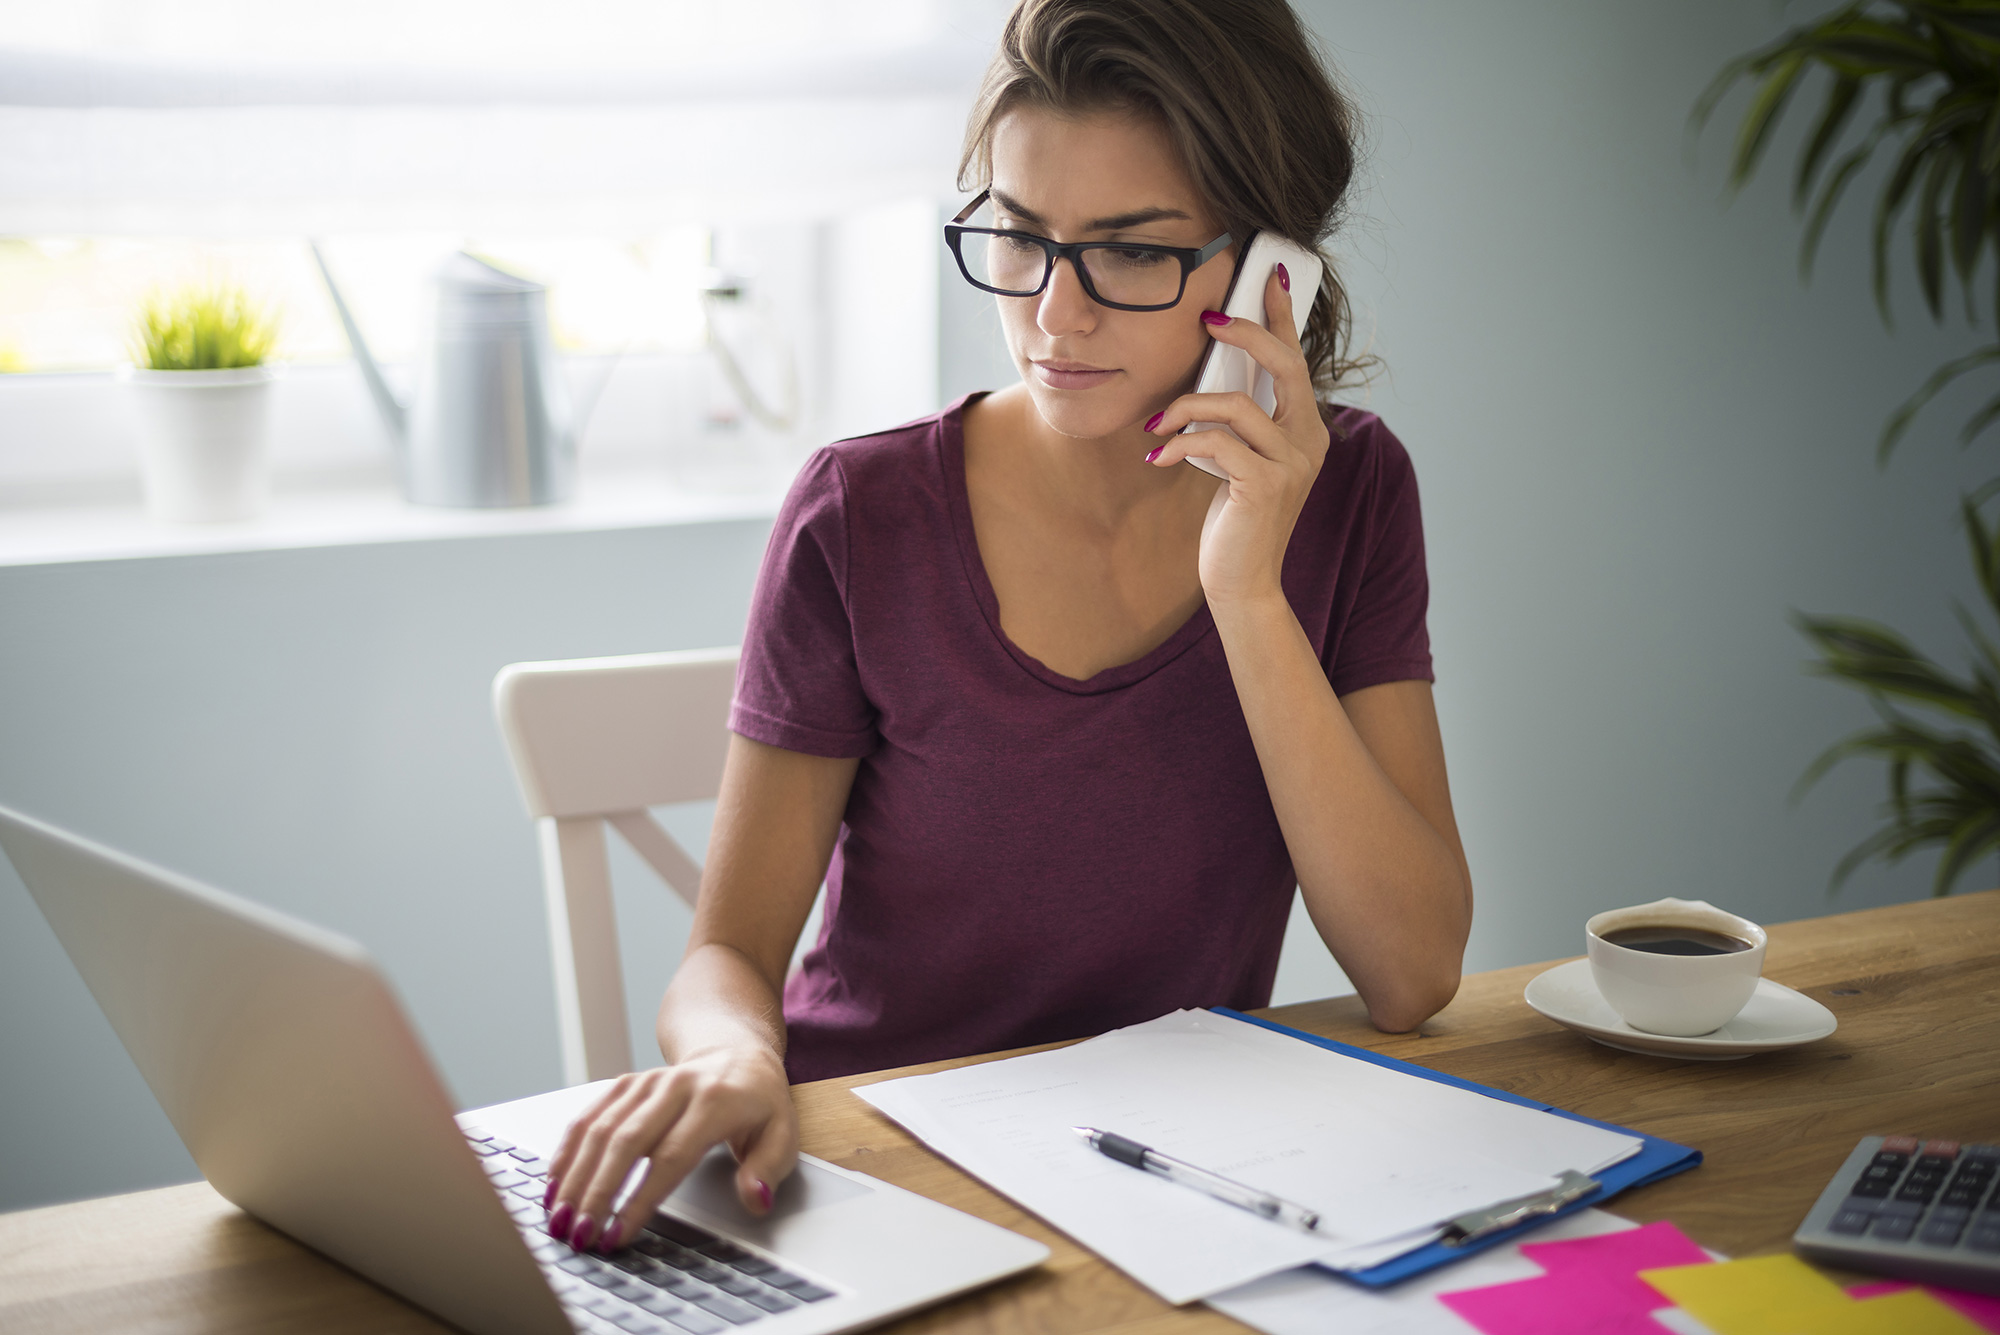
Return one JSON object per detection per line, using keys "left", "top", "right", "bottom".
{"left": 1440, "top": 1169, "right": 1601, "bottom": 1247}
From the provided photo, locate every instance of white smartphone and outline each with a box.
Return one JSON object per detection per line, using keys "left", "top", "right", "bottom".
{"left": 1180, "top": 231, "right": 1323, "bottom": 479}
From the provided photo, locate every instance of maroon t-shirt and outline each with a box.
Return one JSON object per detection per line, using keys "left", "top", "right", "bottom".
{"left": 729, "top": 395, "right": 1433, "bottom": 1083}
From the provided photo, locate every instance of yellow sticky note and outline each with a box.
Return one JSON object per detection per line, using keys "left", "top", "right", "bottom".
{"left": 1779, "top": 1289, "right": 1985, "bottom": 1335}
{"left": 1639, "top": 1255, "right": 1846, "bottom": 1335}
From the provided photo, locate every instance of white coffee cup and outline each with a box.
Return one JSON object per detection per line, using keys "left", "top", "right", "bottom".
{"left": 1585, "top": 898, "right": 1768, "bottom": 1037}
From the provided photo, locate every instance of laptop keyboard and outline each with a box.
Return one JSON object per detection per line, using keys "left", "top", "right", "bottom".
{"left": 463, "top": 1125, "right": 836, "bottom": 1334}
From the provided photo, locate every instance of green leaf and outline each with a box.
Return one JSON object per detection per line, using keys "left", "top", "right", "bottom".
{"left": 1801, "top": 135, "right": 1883, "bottom": 279}
{"left": 1916, "top": 148, "right": 1954, "bottom": 320}
{"left": 1878, "top": 343, "right": 2000, "bottom": 459}
{"left": 1960, "top": 385, "right": 2000, "bottom": 443}
{"left": 1983, "top": 99, "right": 2000, "bottom": 173}
{"left": 1795, "top": 73, "right": 1865, "bottom": 207}
{"left": 1731, "top": 53, "right": 1811, "bottom": 190}
{"left": 1934, "top": 811, "right": 2000, "bottom": 895}
{"left": 1951, "top": 134, "right": 1989, "bottom": 298}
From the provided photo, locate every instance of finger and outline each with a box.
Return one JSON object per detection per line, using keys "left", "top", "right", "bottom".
{"left": 1146, "top": 422, "right": 1266, "bottom": 480}
{"left": 545, "top": 1074, "right": 636, "bottom": 1189}
{"left": 604, "top": 1097, "right": 766, "bottom": 1250}
{"left": 1263, "top": 266, "right": 1304, "bottom": 354}
{"left": 1150, "top": 391, "right": 1291, "bottom": 461}
{"left": 731, "top": 1113, "right": 801, "bottom": 1216}
{"left": 563, "top": 1074, "right": 698, "bottom": 1249}
{"left": 1199, "top": 289, "right": 1313, "bottom": 422}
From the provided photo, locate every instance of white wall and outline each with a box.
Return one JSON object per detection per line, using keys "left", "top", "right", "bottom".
{"left": 3, "top": 0, "right": 1992, "bottom": 1213}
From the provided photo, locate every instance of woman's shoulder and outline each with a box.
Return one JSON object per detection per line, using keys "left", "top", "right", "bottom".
{"left": 1314, "top": 402, "right": 1419, "bottom": 502}
{"left": 786, "top": 403, "right": 959, "bottom": 512}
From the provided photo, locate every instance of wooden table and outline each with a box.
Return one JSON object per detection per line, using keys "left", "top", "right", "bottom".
{"left": 5, "top": 892, "right": 1996, "bottom": 1334}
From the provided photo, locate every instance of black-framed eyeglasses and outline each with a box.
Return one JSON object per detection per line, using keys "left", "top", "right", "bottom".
{"left": 944, "top": 189, "right": 1234, "bottom": 312}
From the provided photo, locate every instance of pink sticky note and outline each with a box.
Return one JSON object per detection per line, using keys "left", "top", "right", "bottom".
{"left": 1440, "top": 1268, "right": 1672, "bottom": 1335}
{"left": 1520, "top": 1219, "right": 1712, "bottom": 1307}
{"left": 1850, "top": 1281, "right": 2000, "bottom": 1334}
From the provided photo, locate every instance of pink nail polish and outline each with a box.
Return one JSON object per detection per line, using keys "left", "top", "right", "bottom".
{"left": 1276, "top": 263, "right": 1290, "bottom": 292}
{"left": 570, "top": 1214, "right": 598, "bottom": 1251}
{"left": 599, "top": 1218, "right": 624, "bottom": 1253}
{"left": 546, "top": 1202, "right": 574, "bottom": 1238}
{"left": 1200, "top": 310, "right": 1230, "bottom": 326}
{"left": 756, "top": 1180, "right": 773, "bottom": 1212}
{"left": 1143, "top": 411, "right": 1164, "bottom": 432}
{"left": 1144, "top": 445, "right": 1164, "bottom": 464}
{"left": 542, "top": 1178, "right": 560, "bottom": 1210}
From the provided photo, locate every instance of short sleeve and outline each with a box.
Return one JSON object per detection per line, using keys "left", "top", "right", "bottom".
{"left": 1327, "top": 427, "right": 1434, "bottom": 696}
{"left": 729, "top": 448, "right": 879, "bottom": 757}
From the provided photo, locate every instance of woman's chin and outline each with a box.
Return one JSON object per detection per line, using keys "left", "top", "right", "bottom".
{"left": 1025, "top": 383, "right": 1150, "bottom": 442}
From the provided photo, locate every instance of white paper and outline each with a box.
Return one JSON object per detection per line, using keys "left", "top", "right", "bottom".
{"left": 854, "top": 1010, "right": 1642, "bottom": 1305}
{"left": 1205, "top": 1208, "right": 1639, "bottom": 1335}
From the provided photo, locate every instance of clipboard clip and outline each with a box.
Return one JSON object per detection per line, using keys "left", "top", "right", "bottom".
{"left": 1441, "top": 1169, "right": 1602, "bottom": 1247}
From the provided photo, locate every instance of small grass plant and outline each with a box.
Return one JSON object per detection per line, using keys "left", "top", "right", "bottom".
{"left": 132, "top": 283, "right": 279, "bottom": 371}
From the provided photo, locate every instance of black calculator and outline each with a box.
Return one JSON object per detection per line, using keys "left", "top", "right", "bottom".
{"left": 1793, "top": 1136, "right": 2000, "bottom": 1295}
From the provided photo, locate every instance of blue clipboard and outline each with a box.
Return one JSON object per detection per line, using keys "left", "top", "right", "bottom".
{"left": 1212, "top": 1007, "right": 1701, "bottom": 1288}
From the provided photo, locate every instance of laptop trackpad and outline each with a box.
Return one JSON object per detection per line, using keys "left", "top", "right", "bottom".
{"left": 663, "top": 1149, "right": 870, "bottom": 1227}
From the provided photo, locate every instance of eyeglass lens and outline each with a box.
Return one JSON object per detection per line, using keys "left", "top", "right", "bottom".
{"left": 959, "top": 199, "right": 1185, "bottom": 307}
{"left": 972, "top": 234, "right": 1185, "bottom": 307}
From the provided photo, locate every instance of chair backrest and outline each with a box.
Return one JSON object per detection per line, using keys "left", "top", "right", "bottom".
{"left": 493, "top": 647, "right": 739, "bottom": 1085}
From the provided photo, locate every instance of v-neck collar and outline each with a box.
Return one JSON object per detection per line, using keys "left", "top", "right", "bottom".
{"left": 938, "top": 394, "right": 1217, "bottom": 696}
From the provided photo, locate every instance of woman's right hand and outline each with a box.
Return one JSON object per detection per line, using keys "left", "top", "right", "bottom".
{"left": 541, "top": 1042, "right": 799, "bottom": 1254}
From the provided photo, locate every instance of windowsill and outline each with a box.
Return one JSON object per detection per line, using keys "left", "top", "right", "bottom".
{"left": 0, "top": 463, "right": 788, "bottom": 568}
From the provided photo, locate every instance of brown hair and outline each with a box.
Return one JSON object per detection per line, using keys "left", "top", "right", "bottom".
{"left": 959, "top": 0, "right": 1370, "bottom": 393}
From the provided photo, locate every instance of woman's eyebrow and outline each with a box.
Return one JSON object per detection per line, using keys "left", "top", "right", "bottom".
{"left": 990, "top": 189, "right": 1193, "bottom": 234}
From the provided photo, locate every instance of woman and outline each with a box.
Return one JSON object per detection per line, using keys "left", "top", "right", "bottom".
{"left": 543, "top": 0, "right": 1472, "bottom": 1254}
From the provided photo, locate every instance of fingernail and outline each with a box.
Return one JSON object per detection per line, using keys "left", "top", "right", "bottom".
{"left": 598, "top": 1218, "right": 624, "bottom": 1253}
{"left": 756, "top": 1179, "right": 773, "bottom": 1212}
{"left": 1143, "top": 411, "right": 1164, "bottom": 432}
{"left": 569, "top": 1214, "right": 598, "bottom": 1251}
{"left": 1276, "top": 263, "right": 1290, "bottom": 292}
{"left": 546, "top": 1202, "right": 574, "bottom": 1238}
{"left": 542, "top": 1178, "right": 560, "bottom": 1210}
{"left": 1144, "top": 445, "right": 1164, "bottom": 463}
{"left": 1200, "top": 310, "right": 1230, "bottom": 326}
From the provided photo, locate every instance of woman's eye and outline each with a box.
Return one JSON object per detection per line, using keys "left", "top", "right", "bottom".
{"left": 1100, "top": 247, "right": 1169, "bottom": 269}
{"left": 997, "top": 234, "right": 1043, "bottom": 255}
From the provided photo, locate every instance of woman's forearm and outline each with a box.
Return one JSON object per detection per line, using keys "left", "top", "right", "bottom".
{"left": 656, "top": 942, "right": 789, "bottom": 1069}
{"left": 1211, "top": 593, "right": 1471, "bottom": 1031}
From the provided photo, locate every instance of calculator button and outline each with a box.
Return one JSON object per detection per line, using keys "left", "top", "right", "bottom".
{"left": 1868, "top": 1152, "right": 1909, "bottom": 1171}
{"left": 1829, "top": 1208, "right": 1875, "bottom": 1235}
{"left": 1877, "top": 1200, "right": 1924, "bottom": 1220}
{"left": 1851, "top": 1177, "right": 1894, "bottom": 1199}
{"left": 1968, "top": 1224, "right": 2000, "bottom": 1253}
{"left": 1872, "top": 1215, "right": 1917, "bottom": 1242}
{"left": 1919, "top": 1217, "right": 1968, "bottom": 1246}
{"left": 1895, "top": 1181, "right": 1941, "bottom": 1204}
{"left": 1883, "top": 1136, "right": 1922, "bottom": 1155}
{"left": 1943, "top": 1187, "right": 1984, "bottom": 1207}
{"left": 1922, "top": 1141, "right": 1960, "bottom": 1160}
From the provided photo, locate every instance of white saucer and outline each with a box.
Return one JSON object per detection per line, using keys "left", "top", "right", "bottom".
{"left": 1523, "top": 958, "right": 1838, "bottom": 1060}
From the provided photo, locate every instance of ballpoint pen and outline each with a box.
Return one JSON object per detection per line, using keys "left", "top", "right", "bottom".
{"left": 1071, "top": 1126, "right": 1321, "bottom": 1233}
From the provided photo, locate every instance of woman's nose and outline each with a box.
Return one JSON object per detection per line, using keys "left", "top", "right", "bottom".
{"left": 1035, "top": 255, "right": 1098, "bottom": 338}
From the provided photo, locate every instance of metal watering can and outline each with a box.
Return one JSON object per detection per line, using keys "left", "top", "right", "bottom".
{"left": 309, "top": 243, "right": 579, "bottom": 508}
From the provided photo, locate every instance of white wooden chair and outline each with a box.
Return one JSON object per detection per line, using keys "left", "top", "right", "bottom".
{"left": 493, "top": 646, "right": 739, "bottom": 1086}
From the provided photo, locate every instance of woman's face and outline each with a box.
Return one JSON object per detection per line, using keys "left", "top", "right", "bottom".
{"left": 985, "top": 104, "right": 1236, "bottom": 442}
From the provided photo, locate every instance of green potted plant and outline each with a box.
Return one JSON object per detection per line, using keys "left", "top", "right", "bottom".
{"left": 1700, "top": 1, "right": 2000, "bottom": 894}
{"left": 121, "top": 284, "right": 280, "bottom": 523}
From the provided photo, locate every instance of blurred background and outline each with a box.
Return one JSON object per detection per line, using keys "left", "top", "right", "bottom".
{"left": 1, "top": 1, "right": 1987, "bottom": 1212}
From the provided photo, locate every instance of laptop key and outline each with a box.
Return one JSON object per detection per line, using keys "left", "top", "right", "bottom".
{"left": 726, "top": 1256, "right": 775, "bottom": 1277}
{"left": 650, "top": 1218, "right": 720, "bottom": 1248}
{"left": 558, "top": 1256, "right": 597, "bottom": 1275}
{"left": 786, "top": 1283, "right": 834, "bottom": 1303}
{"left": 658, "top": 1309, "right": 727, "bottom": 1335}
{"left": 609, "top": 1310, "right": 662, "bottom": 1334}
{"left": 761, "top": 1271, "right": 818, "bottom": 1293}
{"left": 511, "top": 1181, "right": 547, "bottom": 1201}
{"left": 584, "top": 1267, "right": 626, "bottom": 1289}
{"left": 739, "top": 1289, "right": 798, "bottom": 1314}
{"left": 611, "top": 1280, "right": 655, "bottom": 1303}
{"left": 712, "top": 1275, "right": 762, "bottom": 1297}
{"left": 490, "top": 1169, "right": 529, "bottom": 1190}
{"left": 689, "top": 1292, "right": 762, "bottom": 1324}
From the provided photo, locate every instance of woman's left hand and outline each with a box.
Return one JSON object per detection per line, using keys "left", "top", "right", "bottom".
{"left": 1143, "top": 268, "right": 1329, "bottom": 608}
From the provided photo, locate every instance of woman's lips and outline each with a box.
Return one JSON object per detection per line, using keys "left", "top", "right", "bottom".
{"left": 1033, "top": 361, "right": 1119, "bottom": 390}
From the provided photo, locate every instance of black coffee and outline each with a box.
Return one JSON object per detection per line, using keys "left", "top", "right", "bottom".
{"left": 1601, "top": 925, "right": 1752, "bottom": 956}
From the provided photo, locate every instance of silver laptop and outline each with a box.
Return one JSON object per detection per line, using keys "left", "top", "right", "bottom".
{"left": 0, "top": 804, "right": 1046, "bottom": 1335}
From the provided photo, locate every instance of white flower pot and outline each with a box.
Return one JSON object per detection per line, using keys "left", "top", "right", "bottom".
{"left": 120, "top": 365, "right": 278, "bottom": 523}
